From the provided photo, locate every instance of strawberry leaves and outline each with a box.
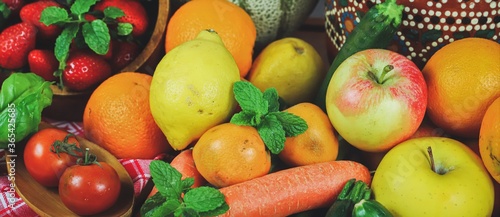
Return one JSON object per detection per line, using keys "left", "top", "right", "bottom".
{"left": 230, "top": 81, "right": 308, "bottom": 154}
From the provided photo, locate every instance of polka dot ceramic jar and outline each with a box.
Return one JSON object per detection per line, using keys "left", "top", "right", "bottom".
{"left": 325, "top": 0, "right": 500, "bottom": 68}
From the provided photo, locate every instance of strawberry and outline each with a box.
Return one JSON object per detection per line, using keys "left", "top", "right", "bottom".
{"left": 63, "top": 51, "right": 112, "bottom": 91}
{"left": 28, "top": 49, "right": 58, "bottom": 81}
{"left": 109, "top": 40, "right": 139, "bottom": 72}
{"left": 0, "top": 22, "right": 37, "bottom": 69}
{"left": 20, "top": 0, "right": 62, "bottom": 40}
{"left": 93, "top": 0, "right": 149, "bottom": 37}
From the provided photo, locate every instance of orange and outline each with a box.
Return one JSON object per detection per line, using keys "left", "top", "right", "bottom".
{"left": 192, "top": 123, "right": 271, "bottom": 188}
{"left": 479, "top": 96, "right": 500, "bottom": 183}
{"left": 165, "top": 0, "right": 256, "bottom": 77}
{"left": 83, "top": 72, "right": 171, "bottom": 159}
{"left": 278, "top": 102, "right": 339, "bottom": 166}
{"left": 422, "top": 37, "right": 500, "bottom": 138}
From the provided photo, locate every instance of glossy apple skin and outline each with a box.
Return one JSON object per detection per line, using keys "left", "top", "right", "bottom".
{"left": 325, "top": 49, "right": 427, "bottom": 152}
{"left": 372, "top": 137, "right": 494, "bottom": 217}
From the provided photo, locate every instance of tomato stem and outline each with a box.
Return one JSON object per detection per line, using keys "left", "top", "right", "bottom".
{"left": 51, "top": 134, "right": 83, "bottom": 158}
{"left": 77, "top": 148, "right": 100, "bottom": 166}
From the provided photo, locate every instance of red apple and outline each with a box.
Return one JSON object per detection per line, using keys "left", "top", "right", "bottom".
{"left": 325, "top": 49, "right": 427, "bottom": 152}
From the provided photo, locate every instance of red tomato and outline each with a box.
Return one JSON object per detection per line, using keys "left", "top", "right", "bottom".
{"left": 24, "top": 128, "right": 81, "bottom": 187}
{"left": 58, "top": 162, "right": 121, "bottom": 215}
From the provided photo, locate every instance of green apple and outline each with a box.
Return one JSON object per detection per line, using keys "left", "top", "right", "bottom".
{"left": 371, "top": 137, "right": 494, "bottom": 217}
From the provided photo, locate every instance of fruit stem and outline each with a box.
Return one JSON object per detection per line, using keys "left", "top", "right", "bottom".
{"left": 427, "top": 146, "right": 437, "bottom": 173}
{"left": 378, "top": 64, "right": 394, "bottom": 84}
{"left": 51, "top": 134, "right": 83, "bottom": 158}
{"left": 77, "top": 147, "right": 100, "bottom": 166}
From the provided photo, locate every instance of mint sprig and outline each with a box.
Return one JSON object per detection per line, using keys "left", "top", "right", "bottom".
{"left": 140, "top": 160, "right": 229, "bottom": 217}
{"left": 231, "top": 81, "right": 308, "bottom": 154}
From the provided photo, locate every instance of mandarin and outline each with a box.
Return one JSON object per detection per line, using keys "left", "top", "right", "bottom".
{"left": 479, "top": 96, "right": 500, "bottom": 183}
{"left": 83, "top": 72, "right": 171, "bottom": 159}
{"left": 422, "top": 37, "right": 500, "bottom": 138}
{"left": 165, "top": 0, "right": 256, "bottom": 77}
{"left": 192, "top": 123, "right": 271, "bottom": 188}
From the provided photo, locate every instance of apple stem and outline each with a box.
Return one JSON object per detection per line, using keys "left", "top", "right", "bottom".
{"left": 378, "top": 64, "right": 394, "bottom": 84}
{"left": 427, "top": 146, "right": 436, "bottom": 173}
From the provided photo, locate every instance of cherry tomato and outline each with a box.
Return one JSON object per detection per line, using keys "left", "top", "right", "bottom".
{"left": 58, "top": 162, "right": 121, "bottom": 215}
{"left": 24, "top": 128, "right": 81, "bottom": 187}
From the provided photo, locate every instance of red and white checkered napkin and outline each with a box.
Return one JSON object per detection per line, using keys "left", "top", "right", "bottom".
{"left": 0, "top": 118, "right": 155, "bottom": 217}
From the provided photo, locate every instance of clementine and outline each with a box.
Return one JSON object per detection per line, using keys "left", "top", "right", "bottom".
{"left": 422, "top": 37, "right": 500, "bottom": 138}
{"left": 83, "top": 72, "right": 171, "bottom": 159}
{"left": 479, "top": 96, "right": 500, "bottom": 183}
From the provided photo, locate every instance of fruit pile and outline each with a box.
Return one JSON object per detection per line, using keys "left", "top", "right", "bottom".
{"left": 0, "top": 0, "right": 499, "bottom": 216}
{"left": 0, "top": 0, "right": 149, "bottom": 91}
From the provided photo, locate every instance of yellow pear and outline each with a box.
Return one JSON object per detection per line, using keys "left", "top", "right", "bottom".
{"left": 149, "top": 29, "right": 240, "bottom": 150}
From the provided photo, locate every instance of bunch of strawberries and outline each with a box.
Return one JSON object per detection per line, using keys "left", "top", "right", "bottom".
{"left": 0, "top": 0, "right": 149, "bottom": 91}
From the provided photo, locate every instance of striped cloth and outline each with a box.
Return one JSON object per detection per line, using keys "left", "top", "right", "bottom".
{"left": 0, "top": 118, "right": 156, "bottom": 217}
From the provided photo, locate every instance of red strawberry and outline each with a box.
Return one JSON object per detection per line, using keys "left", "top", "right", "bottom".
{"left": 93, "top": 0, "right": 149, "bottom": 37}
{"left": 2, "top": 0, "right": 25, "bottom": 14}
{"left": 0, "top": 22, "right": 37, "bottom": 69}
{"left": 20, "top": 0, "right": 62, "bottom": 40}
{"left": 109, "top": 40, "right": 139, "bottom": 72}
{"left": 28, "top": 49, "right": 58, "bottom": 81}
{"left": 63, "top": 51, "right": 112, "bottom": 91}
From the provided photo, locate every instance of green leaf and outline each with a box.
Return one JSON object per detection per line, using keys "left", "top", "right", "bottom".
{"left": 103, "top": 6, "right": 124, "bottom": 19}
{"left": 263, "top": 88, "right": 280, "bottom": 112}
{"left": 270, "top": 112, "right": 308, "bottom": 137}
{"left": 149, "top": 160, "right": 183, "bottom": 200}
{"left": 230, "top": 110, "right": 258, "bottom": 126}
{"left": 200, "top": 203, "right": 229, "bottom": 217}
{"left": 0, "top": 2, "right": 11, "bottom": 19}
{"left": 140, "top": 193, "right": 178, "bottom": 217}
{"left": 40, "top": 6, "right": 69, "bottom": 26}
{"left": 70, "top": 0, "right": 98, "bottom": 16}
{"left": 54, "top": 23, "right": 80, "bottom": 70}
{"left": 0, "top": 73, "right": 53, "bottom": 148}
{"left": 258, "top": 115, "right": 286, "bottom": 154}
{"left": 175, "top": 207, "right": 199, "bottom": 217}
{"left": 233, "top": 81, "right": 268, "bottom": 115}
{"left": 82, "top": 20, "right": 110, "bottom": 55}
{"left": 181, "top": 177, "right": 195, "bottom": 191}
{"left": 117, "top": 22, "right": 133, "bottom": 36}
{"left": 184, "top": 187, "right": 226, "bottom": 213}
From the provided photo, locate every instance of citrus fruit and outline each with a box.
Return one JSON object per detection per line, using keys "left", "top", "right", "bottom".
{"left": 83, "top": 72, "right": 171, "bottom": 159}
{"left": 247, "top": 37, "right": 325, "bottom": 106}
{"left": 165, "top": 0, "right": 256, "bottom": 77}
{"left": 479, "top": 96, "right": 500, "bottom": 183}
{"left": 422, "top": 37, "right": 500, "bottom": 138}
{"left": 278, "top": 103, "right": 338, "bottom": 166}
{"left": 192, "top": 123, "right": 271, "bottom": 188}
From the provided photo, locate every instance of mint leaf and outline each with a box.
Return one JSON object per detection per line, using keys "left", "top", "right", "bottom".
{"left": 258, "top": 115, "right": 286, "bottom": 154}
{"left": 263, "top": 88, "right": 280, "bottom": 112}
{"left": 230, "top": 110, "right": 260, "bottom": 126}
{"left": 82, "top": 20, "right": 110, "bottom": 55}
{"left": 270, "top": 112, "right": 308, "bottom": 137}
{"left": 54, "top": 23, "right": 79, "bottom": 70}
{"left": 200, "top": 203, "right": 230, "bottom": 217}
{"left": 117, "top": 22, "right": 133, "bottom": 36}
{"left": 141, "top": 193, "right": 177, "bottom": 217}
{"left": 175, "top": 208, "right": 198, "bottom": 217}
{"left": 40, "top": 6, "right": 69, "bottom": 26}
{"left": 149, "top": 160, "right": 183, "bottom": 200}
{"left": 103, "top": 6, "right": 124, "bottom": 19}
{"left": 70, "top": 0, "right": 98, "bottom": 16}
{"left": 184, "top": 187, "right": 226, "bottom": 213}
{"left": 181, "top": 177, "right": 195, "bottom": 191}
{"left": 0, "top": 2, "right": 10, "bottom": 19}
{"left": 233, "top": 81, "right": 268, "bottom": 115}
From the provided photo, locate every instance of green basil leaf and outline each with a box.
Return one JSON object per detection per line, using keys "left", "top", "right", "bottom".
{"left": 0, "top": 73, "right": 53, "bottom": 148}
{"left": 82, "top": 20, "right": 110, "bottom": 55}
{"left": 140, "top": 193, "right": 177, "bottom": 217}
{"left": 54, "top": 23, "right": 80, "bottom": 70}
{"left": 117, "top": 22, "right": 133, "bottom": 36}
{"left": 270, "top": 111, "right": 308, "bottom": 137}
{"left": 258, "top": 114, "right": 286, "bottom": 154}
{"left": 103, "top": 6, "right": 124, "bottom": 19}
{"left": 184, "top": 186, "right": 226, "bottom": 213}
{"left": 40, "top": 6, "right": 69, "bottom": 26}
{"left": 149, "top": 160, "right": 183, "bottom": 200}
{"left": 263, "top": 87, "right": 280, "bottom": 112}
{"left": 233, "top": 81, "right": 267, "bottom": 115}
{"left": 70, "top": 0, "right": 98, "bottom": 16}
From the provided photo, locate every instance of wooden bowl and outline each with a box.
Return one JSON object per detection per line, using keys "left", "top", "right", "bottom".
{"left": 42, "top": 0, "right": 170, "bottom": 122}
{"left": 6, "top": 122, "right": 135, "bottom": 217}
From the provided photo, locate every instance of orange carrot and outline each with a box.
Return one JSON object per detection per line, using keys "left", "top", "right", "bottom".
{"left": 147, "top": 149, "right": 206, "bottom": 198}
{"left": 218, "top": 160, "right": 371, "bottom": 217}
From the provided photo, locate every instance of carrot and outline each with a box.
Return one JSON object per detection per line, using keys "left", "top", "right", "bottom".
{"left": 218, "top": 160, "right": 371, "bottom": 217}
{"left": 147, "top": 149, "right": 206, "bottom": 198}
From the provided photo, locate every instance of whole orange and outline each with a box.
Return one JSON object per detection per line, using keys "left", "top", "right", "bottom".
{"left": 83, "top": 72, "right": 171, "bottom": 159}
{"left": 278, "top": 102, "right": 338, "bottom": 166}
{"left": 165, "top": 0, "right": 256, "bottom": 77}
{"left": 479, "top": 96, "right": 500, "bottom": 183}
{"left": 192, "top": 123, "right": 271, "bottom": 188}
{"left": 422, "top": 37, "right": 500, "bottom": 138}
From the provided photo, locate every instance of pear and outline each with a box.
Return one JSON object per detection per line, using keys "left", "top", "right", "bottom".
{"left": 150, "top": 29, "right": 240, "bottom": 150}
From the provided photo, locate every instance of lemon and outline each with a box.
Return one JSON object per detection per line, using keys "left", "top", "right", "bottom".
{"left": 247, "top": 37, "right": 325, "bottom": 106}
{"left": 149, "top": 29, "right": 240, "bottom": 150}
